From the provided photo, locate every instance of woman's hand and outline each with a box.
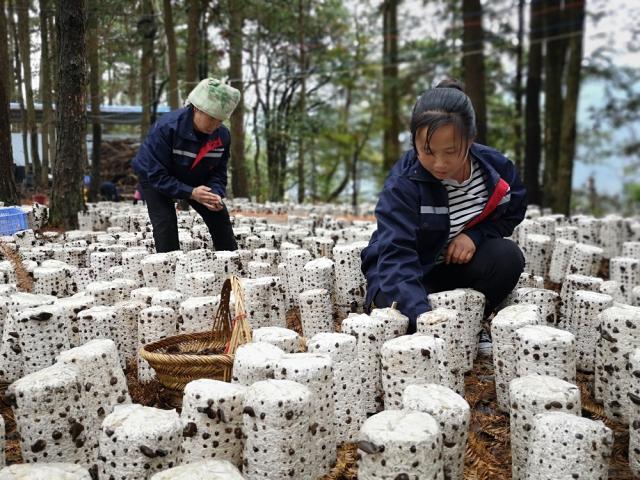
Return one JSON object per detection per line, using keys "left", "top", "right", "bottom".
{"left": 190, "top": 186, "right": 223, "bottom": 211}
{"left": 445, "top": 233, "right": 476, "bottom": 264}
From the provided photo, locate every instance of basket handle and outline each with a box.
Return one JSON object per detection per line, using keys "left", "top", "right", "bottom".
{"left": 212, "top": 277, "right": 234, "bottom": 339}
{"left": 224, "top": 275, "right": 252, "bottom": 354}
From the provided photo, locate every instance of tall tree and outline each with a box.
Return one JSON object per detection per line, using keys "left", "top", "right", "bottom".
{"left": 248, "top": 4, "right": 299, "bottom": 201}
{"left": 39, "top": 0, "right": 54, "bottom": 186}
{"left": 1, "top": 0, "right": 10, "bottom": 100}
{"left": 0, "top": 0, "right": 19, "bottom": 205}
{"left": 50, "top": 0, "right": 87, "bottom": 229}
{"left": 185, "top": 0, "right": 201, "bottom": 98}
{"left": 524, "top": 0, "right": 543, "bottom": 205}
{"left": 297, "top": 0, "right": 307, "bottom": 203}
{"left": 46, "top": 0, "right": 56, "bottom": 166}
{"left": 162, "top": 0, "right": 179, "bottom": 110}
{"left": 87, "top": 0, "right": 101, "bottom": 201}
{"left": 8, "top": 0, "right": 29, "bottom": 176}
{"left": 513, "top": 0, "right": 524, "bottom": 172}
{"left": 247, "top": 0, "right": 344, "bottom": 201}
{"left": 248, "top": 32, "right": 262, "bottom": 198}
{"left": 16, "top": 0, "right": 42, "bottom": 185}
{"left": 138, "top": 0, "right": 156, "bottom": 137}
{"left": 541, "top": 0, "right": 569, "bottom": 207}
{"left": 228, "top": 0, "right": 248, "bottom": 198}
{"left": 128, "top": 55, "right": 139, "bottom": 105}
{"left": 5, "top": 0, "right": 13, "bottom": 99}
{"left": 461, "top": 0, "right": 487, "bottom": 145}
{"left": 198, "top": 0, "right": 210, "bottom": 79}
{"left": 322, "top": 12, "right": 375, "bottom": 205}
{"left": 555, "top": 0, "right": 586, "bottom": 214}
{"left": 381, "top": 0, "right": 400, "bottom": 172}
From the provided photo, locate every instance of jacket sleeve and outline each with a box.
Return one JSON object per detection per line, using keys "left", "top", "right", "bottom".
{"left": 375, "top": 176, "right": 431, "bottom": 330}
{"left": 464, "top": 159, "right": 527, "bottom": 248}
{"left": 206, "top": 136, "right": 230, "bottom": 198}
{"left": 143, "top": 125, "right": 194, "bottom": 200}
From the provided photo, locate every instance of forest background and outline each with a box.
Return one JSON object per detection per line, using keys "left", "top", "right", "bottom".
{"left": 1, "top": 0, "right": 639, "bottom": 228}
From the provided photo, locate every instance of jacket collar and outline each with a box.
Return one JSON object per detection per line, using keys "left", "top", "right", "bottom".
{"left": 469, "top": 144, "right": 501, "bottom": 190}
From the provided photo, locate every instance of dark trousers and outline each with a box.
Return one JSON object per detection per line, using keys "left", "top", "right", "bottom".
{"left": 142, "top": 186, "right": 237, "bottom": 253}
{"left": 374, "top": 237, "right": 525, "bottom": 316}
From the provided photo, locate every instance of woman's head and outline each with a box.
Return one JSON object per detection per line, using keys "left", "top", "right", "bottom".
{"left": 411, "top": 79, "right": 477, "bottom": 180}
{"left": 186, "top": 77, "right": 241, "bottom": 133}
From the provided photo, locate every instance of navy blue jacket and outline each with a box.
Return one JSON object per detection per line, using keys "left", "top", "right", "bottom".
{"left": 132, "top": 107, "right": 230, "bottom": 199}
{"left": 361, "top": 143, "right": 527, "bottom": 329}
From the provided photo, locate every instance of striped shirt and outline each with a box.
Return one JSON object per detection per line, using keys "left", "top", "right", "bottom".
{"left": 436, "top": 157, "right": 488, "bottom": 261}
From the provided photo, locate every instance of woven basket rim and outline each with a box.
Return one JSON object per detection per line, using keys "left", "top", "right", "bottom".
{"left": 139, "top": 275, "right": 251, "bottom": 378}
{"left": 140, "top": 331, "right": 234, "bottom": 365}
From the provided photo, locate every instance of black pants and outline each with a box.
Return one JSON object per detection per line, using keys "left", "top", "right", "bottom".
{"left": 374, "top": 237, "right": 525, "bottom": 317}
{"left": 142, "top": 186, "right": 237, "bottom": 253}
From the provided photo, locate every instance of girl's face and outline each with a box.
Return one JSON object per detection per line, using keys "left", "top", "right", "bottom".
{"left": 415, "top": 124, "right": 471, "bottom": 181}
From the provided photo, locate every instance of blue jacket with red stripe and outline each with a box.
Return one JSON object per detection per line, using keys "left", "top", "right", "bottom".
{"left": 132, "top": 106, "right": 230, "bottom": 199}
{"left": 361, "top": 143, "right": 527, "bottom": 328}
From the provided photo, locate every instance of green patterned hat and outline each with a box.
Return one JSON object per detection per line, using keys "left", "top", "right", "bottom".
{"left": 186, "top": 78, "right": 241, "bottom": 121}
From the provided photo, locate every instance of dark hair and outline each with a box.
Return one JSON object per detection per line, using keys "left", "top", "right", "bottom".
{"left": 410, "top": 79, "right": 477, "bottom": 155}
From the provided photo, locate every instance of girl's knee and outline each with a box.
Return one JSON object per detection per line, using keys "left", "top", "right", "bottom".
{"left": 499, "top": 239, "right": 525, "bottom": 279}
{"left": 482, "top": 238, "right": 525, "bottom": 279}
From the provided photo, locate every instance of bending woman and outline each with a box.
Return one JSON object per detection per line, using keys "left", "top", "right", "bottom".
{"left": 132, "top": 78, "right": 240, "bottom": 253}
{"left": 361, "top": 79, "right": 527, "bottom": 333}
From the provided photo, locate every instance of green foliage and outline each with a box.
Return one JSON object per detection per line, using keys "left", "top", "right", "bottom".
{"left": 12, "top": 0, "right": 637, "bottom": 209}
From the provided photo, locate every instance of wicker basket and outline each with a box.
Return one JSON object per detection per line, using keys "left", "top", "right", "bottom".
{"left": 140, "top": 275, "right": 252, "bottom": 396}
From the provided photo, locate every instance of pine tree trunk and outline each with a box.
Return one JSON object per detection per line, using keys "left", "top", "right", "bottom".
{"left": 310, "top": 137, "right": 317, "bottom": 202}
{"left": 16, "top": 0, "right": 42, "bottom": 186}
{"left": 462, "top": 0, "right": 487, "bottom": 145}
{"left": 267, "top": 140, "right": 279, "bottom": 202}
{"left": 185, "top": 0, "right": 200, "bottom": 98}
{"left": 106, "top": 49, "right": 114, "bottom": 105}
{"left": 542, "top": 0, "right": 568, "bottom": 208}
{"left": 9, "top": 0, "right": 29, "bottom": 176}
{"left": 351, "top": 147, "right": 360, "bottom": 214}
{"left": 198, "top": 1, "right": 209, "bottom": 79}
{"left": 381, "top": 0, "right": 400, "bottom": 172}
{"left": 87, "top": 0, "right": 101, "bottom": 201}
{"left": 162, "top": 0, "right": 179, "bottom": 110}
{"left": 50, "top": 0, "right": 86, "bottom": 229}
{"left": 297, "top": 0, "right": 306, "bottom": 203}
{"left": 128, "top": 60, "right": 138, "bottom": 105}
{"left": 524, "top": 0, "right": 543, "bottom": 205}
{"left": 587, "top": 175, "right": 597, "bottom": 214}
{"left": 1, "top": 0, "right": 11, "bottom": 100}
{"left": 249, "top": 41, "right": 261, "bottom": 199}
{"left": 228, "top": 0, "right": 248, "bottom": 198}
{"left": 46, "top": 6, "right": 56, "bottom": 168}
{"left": 278, "top": 143, "right": 286, "bottom": 200}
{"left": 252, "top": 93, "right": 261, "bottom": 199}
{"left": 39, "top": 0, "right": 53, "bottom": 188}
{"left": 554, "top": 0, "right": 585, "bottom": 215}
{"left": 5, "top": 1, "right": 14, "bottom": 101}
{"left": 0, "top": 0, "right": 19, "bottom": 205}
{"left": 138, "top": 0, "right": 156, "bottom": 138}
{"left": 513, "top": 0, "right": 524, "bottom": 172}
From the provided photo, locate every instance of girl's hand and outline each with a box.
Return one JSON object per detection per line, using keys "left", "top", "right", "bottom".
{"left": 445, "top": 233, "right": 476, "bottom": 264}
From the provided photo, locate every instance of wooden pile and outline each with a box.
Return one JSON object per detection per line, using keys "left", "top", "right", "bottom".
{"left": 98, "top": 138, "right": 140, "bottom": 187}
